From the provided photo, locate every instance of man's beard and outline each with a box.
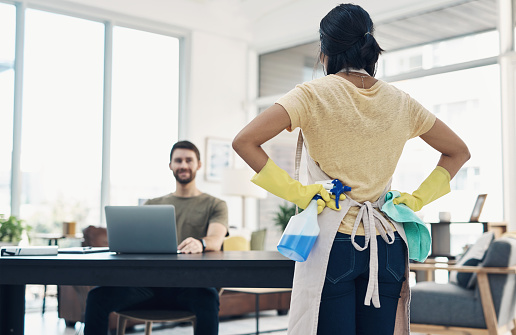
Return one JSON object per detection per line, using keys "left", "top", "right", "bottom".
{"left": 173, "top": 169, "right": 196, "bottom": 184}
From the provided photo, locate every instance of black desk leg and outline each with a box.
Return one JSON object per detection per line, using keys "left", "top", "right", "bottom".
{"left": 42, "top": 285, "right": 47, "bottom": 315}
{"left": 255, "top": 294, "right": 260, "bottom": 335}
{"left": 0, "top": 284, "right": 25, "bottom": 335}
{"left": 42, "top": 239, "right": 58, "bottom": 315}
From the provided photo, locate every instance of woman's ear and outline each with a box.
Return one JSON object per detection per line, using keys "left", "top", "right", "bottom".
{"left": 319, "top": 52, "right": 328, "bottom": 72}
{"left": 319, "top": 52, "right": 326, "bottom": 64}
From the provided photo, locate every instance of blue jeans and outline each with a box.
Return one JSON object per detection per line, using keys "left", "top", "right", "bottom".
{"left": 84, "top": 286, "right": 220, "bottom": 335}
{"left": 317, "top": 232, "right": 406, "bottom": 335}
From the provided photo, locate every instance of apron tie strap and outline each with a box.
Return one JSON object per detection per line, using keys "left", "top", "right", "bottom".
{"left": 350, "top": 198, "right": 395, "bottom": 308}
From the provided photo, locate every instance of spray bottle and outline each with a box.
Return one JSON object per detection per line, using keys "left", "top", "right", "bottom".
{"left": 277, "top": 195, "right": 321, "bottom": 262}
{"left": 277, "top": 179, "right": 351, "bottom": 262}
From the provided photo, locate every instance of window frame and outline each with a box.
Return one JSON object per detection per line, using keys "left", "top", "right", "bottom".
{"left": 2, "top": 0, "right": 190, "bottom": 226}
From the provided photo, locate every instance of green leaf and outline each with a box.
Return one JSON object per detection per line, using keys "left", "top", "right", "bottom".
{"left": 273, "top": 202, "right": 302, "bottom": 231}
{"left": 0, "top": 215, "right": 30, "bottom": 243}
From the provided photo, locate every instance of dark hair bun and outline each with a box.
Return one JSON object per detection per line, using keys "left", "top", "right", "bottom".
{"left": 319, "top": 4, "right": 383, "bottom": 76}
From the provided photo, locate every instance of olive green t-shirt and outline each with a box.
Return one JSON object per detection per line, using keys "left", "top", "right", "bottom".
{"left": 144, "top": 193, "right": 228, "bottom": 243}
{"left": 277, "top": 75, "right": 436, "bottom": 235}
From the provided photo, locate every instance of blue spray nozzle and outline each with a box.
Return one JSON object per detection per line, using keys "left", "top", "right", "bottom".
{"left": 314, "top": 179, "right": 352, "bottom": 210}
{"left": 328, "top": 179, "right": 352, "bottom": 209}
{"left": 313, "top": 194, "right": 323, "bottom": 201}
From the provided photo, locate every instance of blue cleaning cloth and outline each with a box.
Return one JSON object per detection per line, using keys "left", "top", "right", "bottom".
{"left": 381, "top": 191, "right": 431, "bottom": 262}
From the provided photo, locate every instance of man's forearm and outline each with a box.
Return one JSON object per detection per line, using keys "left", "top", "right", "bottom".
{"left": 204, "top": 222, "right": 227, "bottom": 251}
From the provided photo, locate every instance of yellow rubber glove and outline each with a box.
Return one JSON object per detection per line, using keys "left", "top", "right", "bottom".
{"left": 325, "top": 194, "right": 346, "bottom": 211}
{"left": 393, "top": 166, "right": 451, "bottom": 212}
{"left": 315, "top": 198, "right": 327, "bottom": 214}
{"left": 251, "top": 159, "right": 333, "bottom": 213}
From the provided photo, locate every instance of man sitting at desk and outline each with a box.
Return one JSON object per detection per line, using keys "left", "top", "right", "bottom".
{"left": 84, "top": 140, "right": 229, "bottom": 335}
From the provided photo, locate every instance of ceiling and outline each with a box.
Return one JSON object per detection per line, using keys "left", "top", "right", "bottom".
{"left": 375, "top": 0, "right": 498, "bottom": 51}
{"left": 39, "top": 0, "right": 501, "bottom": 52}
{"left": 255, "top": 0, "right": 499, "bottom": 59}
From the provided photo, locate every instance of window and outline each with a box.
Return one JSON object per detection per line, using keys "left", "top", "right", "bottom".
{"left": 391, "top": 65, "right": 502, "bottom": 254}
{"left": 3, "top": 4, "right": 184, "bottom": 233}
{"left": 0, "top": 3, "right": 15, "bottom": 215}
{"left": 378, "top": 31, "right": 499, "bottom": 78}
{"left": 20, "top": 9, "right": 104, "bottom": 232}
{"left": 110, "top": 26, "right": 180, "bottom": 205}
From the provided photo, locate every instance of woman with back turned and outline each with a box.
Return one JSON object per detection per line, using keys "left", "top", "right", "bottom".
{"left": 233, "top": 3, "right": 470, "bottom": 335}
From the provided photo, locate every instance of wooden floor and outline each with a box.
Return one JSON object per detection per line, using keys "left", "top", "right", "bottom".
{"left": 27, "top": 285, "right": 492, "bottom": 335}
{"left": 26, "top": 309, "right": 289, "bottom": 335}
{"left": 25, "top": 292, "right": 289, "bottom": 335}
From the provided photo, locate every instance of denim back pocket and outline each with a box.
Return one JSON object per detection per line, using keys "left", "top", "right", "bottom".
{"left": 386, "top": 236, "right": 406, "bottom": 282}
{"left": 325, "top": 235, "right": 356, "bottom": 284}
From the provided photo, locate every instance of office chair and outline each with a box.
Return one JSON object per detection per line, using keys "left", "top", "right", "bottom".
{"left": 250, "top": 228, "right": 267, "bottom": 250}
{"left": 115, "top": 288, "right": 224, "bottom": 335}
{"left": 223, "top": 235, "right": 250, "bottom": 251}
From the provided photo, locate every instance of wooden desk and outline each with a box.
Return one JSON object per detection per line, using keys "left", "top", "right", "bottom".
{"left": 0, "top": 251, "right": 294, "bottom": 335}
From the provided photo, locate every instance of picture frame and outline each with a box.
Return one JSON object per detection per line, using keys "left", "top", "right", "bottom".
{"left": 205, "top": 137, "right": 234, "bottom": 182}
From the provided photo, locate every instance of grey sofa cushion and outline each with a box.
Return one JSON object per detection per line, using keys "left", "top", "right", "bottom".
{"left": 449, "top": 232, "right": 494, "bottom": 289}
{"left": 410, "top": 281, "right": 486, "bottom": 328}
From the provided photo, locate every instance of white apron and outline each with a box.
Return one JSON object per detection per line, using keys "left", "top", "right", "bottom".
{"left": 287, "top": 132, "right": 411, "bottom": 335}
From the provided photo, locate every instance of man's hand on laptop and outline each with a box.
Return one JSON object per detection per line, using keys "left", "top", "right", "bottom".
{"left": 178, "top": 237, "right": 204, "bottom": 254}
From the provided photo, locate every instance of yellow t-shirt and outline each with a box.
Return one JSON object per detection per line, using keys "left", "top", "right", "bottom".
{"left": 276, "top": 74, "right": 436, "bottom": 235}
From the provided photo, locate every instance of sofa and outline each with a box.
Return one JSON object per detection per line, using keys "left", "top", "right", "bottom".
{"left": 409, "top": 235, "right": 516, "bottom": 334}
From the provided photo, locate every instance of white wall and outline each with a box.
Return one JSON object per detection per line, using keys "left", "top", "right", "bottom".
{"left": 185, "top": 30, "right": 252, "bottom": 230}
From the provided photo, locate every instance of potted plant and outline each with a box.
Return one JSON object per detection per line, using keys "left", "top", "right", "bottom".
{"left": 273, "top": 202, "right": 302, "bottom": 231}
{"left": 0, "top": 214, "right": 31, "bottom": 245}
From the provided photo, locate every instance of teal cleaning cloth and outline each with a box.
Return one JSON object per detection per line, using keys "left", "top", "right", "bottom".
{"left": 381, "top": 191, "right": 431, "bottom": 262}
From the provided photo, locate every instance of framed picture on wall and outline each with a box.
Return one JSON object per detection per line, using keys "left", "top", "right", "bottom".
{"left": 205, "top": 137, "right": 233, "bottom": 182}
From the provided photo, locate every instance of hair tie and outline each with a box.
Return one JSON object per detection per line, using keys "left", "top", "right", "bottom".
{"left": 364, "top": 32, "right": 372, "bottom": 37}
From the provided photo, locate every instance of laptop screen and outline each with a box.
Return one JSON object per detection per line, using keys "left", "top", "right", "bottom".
{"left": 105, "top": 205, "right": 179, "bottom": 254}
{"left": 470, "top": 194, "right": 487, "bottom": 222}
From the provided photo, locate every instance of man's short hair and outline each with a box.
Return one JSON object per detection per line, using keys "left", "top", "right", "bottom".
{"left": 170, "top": 141, "right": 201, "bottom": 162}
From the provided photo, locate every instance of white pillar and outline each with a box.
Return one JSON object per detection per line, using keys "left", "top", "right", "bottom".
{"left": 100, "top": 22, "right": 113, "bottom": 227}
{"left": 10, "top": 3, "right": 25, "bottom": 217}
{"left": 499, "top": 0, "right": 516, "bottom": 230}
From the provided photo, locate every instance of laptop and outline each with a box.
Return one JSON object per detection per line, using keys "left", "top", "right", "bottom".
{"left": 469, "top": 194, "right": 487, "bottom": 222}
{"left": 105, "top": 205, "right": 179, "bottom": 254}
